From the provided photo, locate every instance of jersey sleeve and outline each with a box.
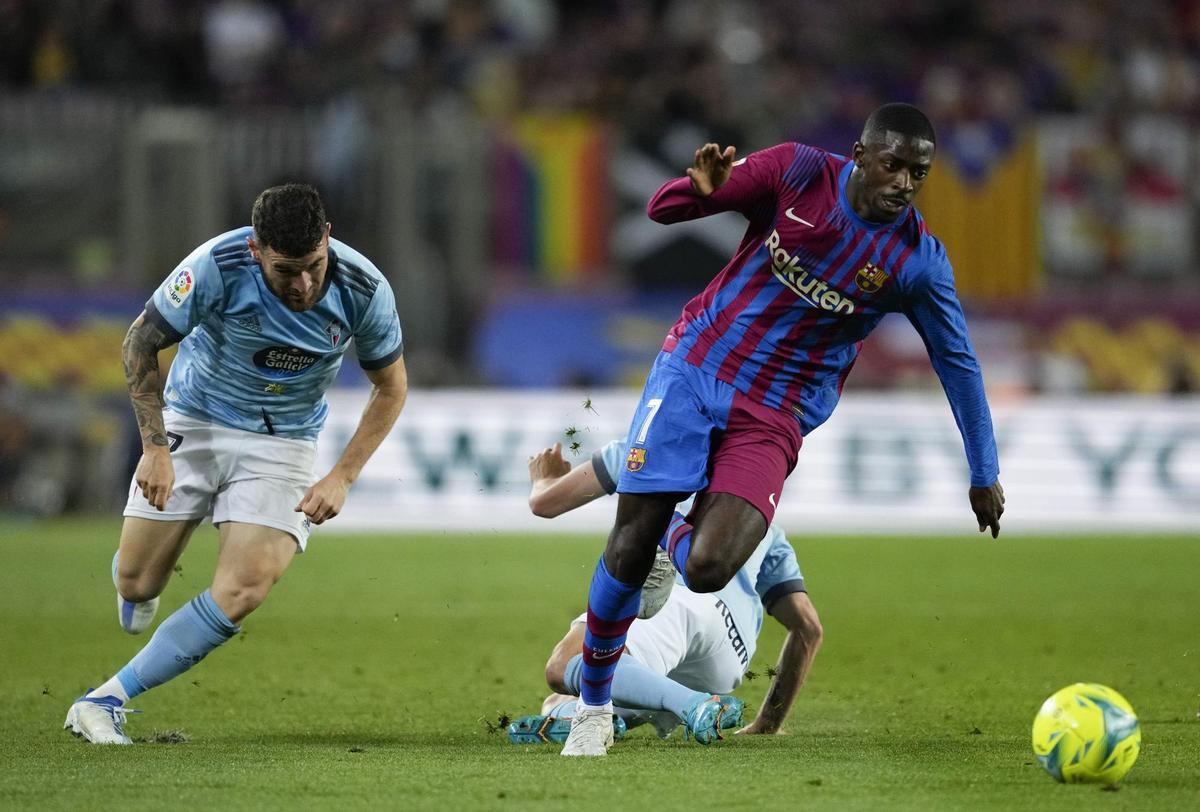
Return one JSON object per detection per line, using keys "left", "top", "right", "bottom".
{"left": 354, "top": 279, "right": 404, "bottom": 369}
{"left": 755, "top": 527, "right": 806, "bottom": 610}
{"left": 590, "top": 439, "right": 627, "bottom": 495}
{"left": 144, "top": 246, "right": 224, "bottom": 340}
{"left": 646, "top": 142, "right": 812, "bottom": 222}
{"left": 898, "top": 240, "right": 1000, "bottom": 487}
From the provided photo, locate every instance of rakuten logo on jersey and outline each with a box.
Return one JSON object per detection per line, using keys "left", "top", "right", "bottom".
{"left": 765, "top": 230, "right": 855, "bottom": 315}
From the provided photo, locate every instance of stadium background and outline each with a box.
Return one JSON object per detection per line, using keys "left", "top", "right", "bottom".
{"left": 2, "top": 3, "right": 1199, "bottom": 808}
{"left": 1, "top": 0, "right": 1197, "bottom": 531}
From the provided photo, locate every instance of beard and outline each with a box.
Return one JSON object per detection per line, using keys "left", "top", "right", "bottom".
{"left": 265, "top": 276, "right": 318, "bottom": 311}
{"left": 281, "top": 293, "right": 315, "bottom": 312}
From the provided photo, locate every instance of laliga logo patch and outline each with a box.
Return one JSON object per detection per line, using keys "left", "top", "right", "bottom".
{"left": 166, "top": 267, "right": 194, "bottom": 308}
{"left": 855, "top": 262, "right": 888, "bottom": 293}
{"left": 326, "top": 320, "right": 343, "bottom": 348}
{"left": 626, "top": 447, "right": 646, "bottom": 472}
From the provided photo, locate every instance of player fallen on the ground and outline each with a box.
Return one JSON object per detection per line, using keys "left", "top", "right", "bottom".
{"left": 507, "top": 440, "right": 822, "bottom": 745}
{"left": 564, "top": 103, "right": 1005, "bottom": 756}
{"left": 64, "top": 184, "right": 407, "bottom": 744}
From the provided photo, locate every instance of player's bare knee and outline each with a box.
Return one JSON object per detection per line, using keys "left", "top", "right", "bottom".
{"left": 211, "top": 581, "right": 271, "bottom": 623}
{"left": 604, "top": 494, "right": 679, "bottom": 581}
{"left": 116, "top": 572, "right": 164, "bottom": 603}
{"left": 604, "top": 530, "right": 658, "bottom": 582}
{"left": 683, "top": 554, "right": 735, "bottom": 593}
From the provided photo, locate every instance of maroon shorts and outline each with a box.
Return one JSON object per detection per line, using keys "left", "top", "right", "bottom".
{"left": 704, "top": 391, "right": 803, "bottom": 524}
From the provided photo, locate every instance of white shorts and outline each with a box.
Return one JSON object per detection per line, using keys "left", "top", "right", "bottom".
{"left": 572, "top": 589, "right": 752, "bottom": 695}
{"left": 124, "top": 410, "right": 317, "bottom": 550}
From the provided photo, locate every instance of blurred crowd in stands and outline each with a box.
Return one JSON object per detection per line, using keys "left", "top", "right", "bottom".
{"left": 3, "top": 1, "right": 1199, "bottom": 123}
{"left": 2, "top": 0, "right": 1199, "bottom": 514}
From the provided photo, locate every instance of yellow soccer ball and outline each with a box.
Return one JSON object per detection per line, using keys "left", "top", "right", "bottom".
{"left": 1032, "top": 683, "right": 1141, "bottom": 786}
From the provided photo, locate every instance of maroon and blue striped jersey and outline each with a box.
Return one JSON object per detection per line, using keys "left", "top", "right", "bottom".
{"left": 647, "top": 143, "right": 999, "bottom": 487}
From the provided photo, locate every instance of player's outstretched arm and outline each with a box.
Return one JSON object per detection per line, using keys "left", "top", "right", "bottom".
{"left": 900, "top": 253, "right": 1003, "bottom": 537}
{"left": 528, "top": 443, "right": 608, "bottom": 518}
{"left": 122, "top": 311, "right": 181, "bottom": 511}
{"left": 737, "top": 592, "right": 823, "bottom": 735}
{"left": 296, "top": 356, "right": 408, "bottom": 525}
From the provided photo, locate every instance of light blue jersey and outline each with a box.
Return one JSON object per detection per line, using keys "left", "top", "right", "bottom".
{"left": 592, "top": 439, "right": 806, "bottom": 651}
{"left": 145, "top": 227, "right": 403, "bottom": 439}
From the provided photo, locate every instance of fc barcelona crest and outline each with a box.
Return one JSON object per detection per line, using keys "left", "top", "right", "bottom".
{"left": 626, "top": 447, "right": 647, "bottom": 472}
{"left": 855, "top": 262, "right": 888, "bottom": 293}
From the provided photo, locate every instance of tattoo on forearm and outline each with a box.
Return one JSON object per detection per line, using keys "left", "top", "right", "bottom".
{"left": 122, "top": 317, "right": 175, "bottom": 447}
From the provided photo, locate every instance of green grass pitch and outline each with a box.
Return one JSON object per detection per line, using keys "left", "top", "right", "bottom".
{"left": 1, "top": 518, "right": 1198, "bottom": 810}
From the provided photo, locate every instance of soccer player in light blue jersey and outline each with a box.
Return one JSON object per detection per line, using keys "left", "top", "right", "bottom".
{"left": 507, "top": 441, "right": 823, "bottom": 745}
{"left": 65, "top": 184, "right": 408, "bottom": 744}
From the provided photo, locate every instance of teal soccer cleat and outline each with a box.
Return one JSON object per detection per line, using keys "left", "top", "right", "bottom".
{"left": 681, "top": 694, "right": 734, "bottom": 745}
{"left": 507, "top": 713, "right": 626, "bottom": 745}
{"left": 717, "top": 695, "right": 745, "bottom": 730}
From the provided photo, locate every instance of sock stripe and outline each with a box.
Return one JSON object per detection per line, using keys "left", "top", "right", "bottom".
{"left": 189, "top": 592, "right": 239, "bottom": 639}
{"left": 585, "top": 610, "right": 637, "bottom": 638}
{"left": 666, "top": 520, "right": 691, "bottom": 556}
{"left": 116, "top": 665, "right": 147, "bottom": 698}
{"left": 662, "top": 511, "right": 693, "bottom": 588}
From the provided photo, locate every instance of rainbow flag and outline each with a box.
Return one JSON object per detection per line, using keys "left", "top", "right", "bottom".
{"left": 492, "top": 114, "right": 610, "bottom": 283}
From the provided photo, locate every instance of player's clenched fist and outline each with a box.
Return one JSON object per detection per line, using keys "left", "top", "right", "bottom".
{"left": 135, "top": 448, "right": 175, "bottom": 511}
{"left": 295, "top": 474, "right": 351, "bottom": 524}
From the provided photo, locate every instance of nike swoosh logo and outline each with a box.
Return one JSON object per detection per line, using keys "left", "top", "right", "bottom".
{"left": 768, "top": 493, "right": 777, "bottom": 508}
{"left": 785, "top": 208, "right": 815, "bottom": 227}
{"left": 591, "top": 649, "right": 621, "bottom": 661}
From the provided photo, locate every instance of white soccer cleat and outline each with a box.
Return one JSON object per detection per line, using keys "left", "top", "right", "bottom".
{"left": 63, "top": 695, "right": 136, "bottom": 745}
{"left": 113, "top": 551, "right": 158, "bottom": 634}
{"left": 560, "top": 704, "right": 615, "bottom": 756}
{"left": 637, "top": 549, "right": 675, "bottom": 620}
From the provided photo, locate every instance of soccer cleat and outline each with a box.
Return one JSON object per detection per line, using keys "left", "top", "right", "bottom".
{"left": 63, "top": 694, "right": 139, "bottom": 745}
{"left": 681, "top": 694, "right": 726, "bottom": 745}
{"left": 560, "top": 704, "right": 615, "bottom": 756}
{"left": 113, "top": 551, "right": 158, "bottom": 635}
{"left": 508, "top": 713, "right": 626, "bottom": 745}
{"left": 637, "top": 549, "right": 676, "bottom": 620}
{"left": 716, "top": 695, "right": 745, "bottom": 730}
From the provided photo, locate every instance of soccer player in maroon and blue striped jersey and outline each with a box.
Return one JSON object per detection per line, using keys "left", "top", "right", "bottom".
{"left": 562, "top": 104, "right": 1005, "bottom": 756}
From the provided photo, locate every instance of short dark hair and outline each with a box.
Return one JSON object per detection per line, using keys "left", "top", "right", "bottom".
{"left": 251, "top": 183, "right": 327, "bottom": 257}
{"left": 861, "top": 103, "right": 936, "bottom": 147}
